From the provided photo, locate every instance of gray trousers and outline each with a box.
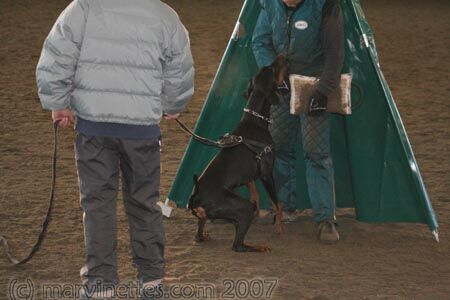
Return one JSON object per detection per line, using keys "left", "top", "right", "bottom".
{"left": 75, "top": 133, "right": 165, "bottom": 287}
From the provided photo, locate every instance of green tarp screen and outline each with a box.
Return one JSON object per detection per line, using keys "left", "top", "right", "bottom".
{"left": 167, "top": 0, "right": 438, "bottom": 235}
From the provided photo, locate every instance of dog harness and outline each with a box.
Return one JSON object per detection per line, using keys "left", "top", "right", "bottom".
{"left": 173, "top": 117, "right": 274, "bottom": 165}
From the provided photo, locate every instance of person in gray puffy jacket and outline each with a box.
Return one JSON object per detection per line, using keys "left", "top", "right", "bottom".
{"left": 36, "top": 0, "right": 194, "bottom": 297}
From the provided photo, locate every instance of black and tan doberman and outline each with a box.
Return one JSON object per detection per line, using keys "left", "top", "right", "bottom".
{"left": 188, "top": 55, "right": 288, "bottom": 252}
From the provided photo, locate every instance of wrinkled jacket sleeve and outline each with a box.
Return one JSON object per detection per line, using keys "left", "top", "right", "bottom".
{"left": 252, "top": 6, "right": 276, "bottom": 68}
{"left": 317, "top": 0, "right": 345, "bottom": 96}
{"left": 161, "top": 20, "right": 195, "bottom": 115}
{"left": 36, "top": 0, "right": 88, "bottom": 111}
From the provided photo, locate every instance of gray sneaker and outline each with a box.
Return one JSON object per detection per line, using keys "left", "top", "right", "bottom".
{"left": 256, "top": 210, "right": 301, "bottom": 224}
{"left": 282, "top": 211, "right": 302, "bottom": 223}
{"left": 318, "top": 220, "right": 339, "bottom": 244}
{"left": 255, "top": 210, "right": 276, "bottom": 224}
{"left": 79, "top": 286, "right": 115, "bottom": 299}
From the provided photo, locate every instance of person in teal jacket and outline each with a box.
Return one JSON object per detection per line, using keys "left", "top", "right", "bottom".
{"left": 252, "top": 0, "right": 344, "bottom": 243}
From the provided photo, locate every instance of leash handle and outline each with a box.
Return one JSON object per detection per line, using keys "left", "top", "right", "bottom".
{"left": 0, "top": 121, "right": 59, "bottom": 265}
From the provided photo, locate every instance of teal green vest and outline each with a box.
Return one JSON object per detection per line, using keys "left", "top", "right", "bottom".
{"left": 259, "top": 0, "right": 326, "bottom": 75}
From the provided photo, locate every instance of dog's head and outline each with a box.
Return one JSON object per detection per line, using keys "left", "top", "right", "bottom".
{"left": 271, "top": 54, "right": 289, "bottom": 86}
{"left": 244, "top": 54, "right": 289, "bottom": 105}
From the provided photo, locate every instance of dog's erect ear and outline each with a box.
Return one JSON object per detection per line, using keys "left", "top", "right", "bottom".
{"left": 254, "top": 67, "right": 275, "bottom": 94}
{"left": 243, "top": 79, "right": 254, "bottom": 100}
{"left": 259, "top": 67, "right": 282, "bottom": 105}
{"left": 271, "top": 60, "right": 282, "bottom": 83}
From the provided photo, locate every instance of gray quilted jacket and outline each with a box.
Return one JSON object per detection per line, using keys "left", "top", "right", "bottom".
{"left": 36, "top": 0, "right": 194, "bottom": 125}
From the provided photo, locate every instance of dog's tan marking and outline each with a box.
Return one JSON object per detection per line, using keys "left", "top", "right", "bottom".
{"left": 193, "top": 207, "right": 207, "bottom": 220}
{"left": 244, "top": 243, "right": 272, "bottom": 253}
{"left": 273, "top": 203, "right": 284, "bottom": 234}
{"left": 277, "top": 65, "right": 288, "bottom": 85}
{"left": 202, "top": 232, "right": 210, "bottom": 241}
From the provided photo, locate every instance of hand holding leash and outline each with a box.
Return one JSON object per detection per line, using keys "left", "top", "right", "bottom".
{"left": 163, "top": 113, "right": 180, "bottom": 120}
{"left": 52, "top": 109, "right": 75, "bottom": 128}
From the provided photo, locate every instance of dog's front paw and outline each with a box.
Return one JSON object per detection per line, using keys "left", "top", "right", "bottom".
{"left": 201, "top": 232, "right": 210, "bottom": 241}
{"left": 275, "top": 223, "right": 284, "bottom": 234}
{"left": 195, "top": 232, "right": 210, "bottom": 243}
{"left": 232, "top": 243, "right": 272, "bottom": 253}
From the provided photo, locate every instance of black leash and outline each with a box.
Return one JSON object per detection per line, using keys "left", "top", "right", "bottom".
{"left": 173, "top": 117, "right": 273, "bottom": 158}
{"left": 174, "top": 118, "right": 244, "bottom": 148}
{"left": 0, "top": 121, "right": 59, "bottom": 265}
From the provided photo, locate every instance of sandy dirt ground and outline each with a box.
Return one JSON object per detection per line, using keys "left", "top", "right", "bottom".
{"left": 0, "top": 0, "right": 449, "bottom": 299}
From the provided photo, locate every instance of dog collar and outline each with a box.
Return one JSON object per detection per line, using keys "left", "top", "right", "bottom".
{"left": 243, "top": 108, "right": 272, "bottom": 124}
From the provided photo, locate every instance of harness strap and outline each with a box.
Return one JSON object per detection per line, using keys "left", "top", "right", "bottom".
{"left": 242, "top": 142, "right": 274, "bottom": 174}
{"left": 241, "top": 140, "right": 272, "bottom": 157}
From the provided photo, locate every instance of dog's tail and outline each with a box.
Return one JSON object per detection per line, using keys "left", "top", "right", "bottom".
{"left": 188, "top": 175, "right": 199, "bottom": 209}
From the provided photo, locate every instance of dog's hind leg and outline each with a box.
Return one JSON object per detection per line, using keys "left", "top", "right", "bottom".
{"left": 221, "top": 192, "right": 270, "bottom": 253}
{"left": 247, "top": 181, "right": 260, "bottom": 216}
{"left": 193, "top": 207, "right": 209, "bottom": 242}
{"left": 195, "top": 218, "right": 209, "bottom": 242}
{"left": 261, "top": 175, "right": 284, "bottom": 234}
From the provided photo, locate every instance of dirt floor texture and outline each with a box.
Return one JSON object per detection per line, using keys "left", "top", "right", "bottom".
{"left": 0, "top": 0, "right": 449, "bottom": 299}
